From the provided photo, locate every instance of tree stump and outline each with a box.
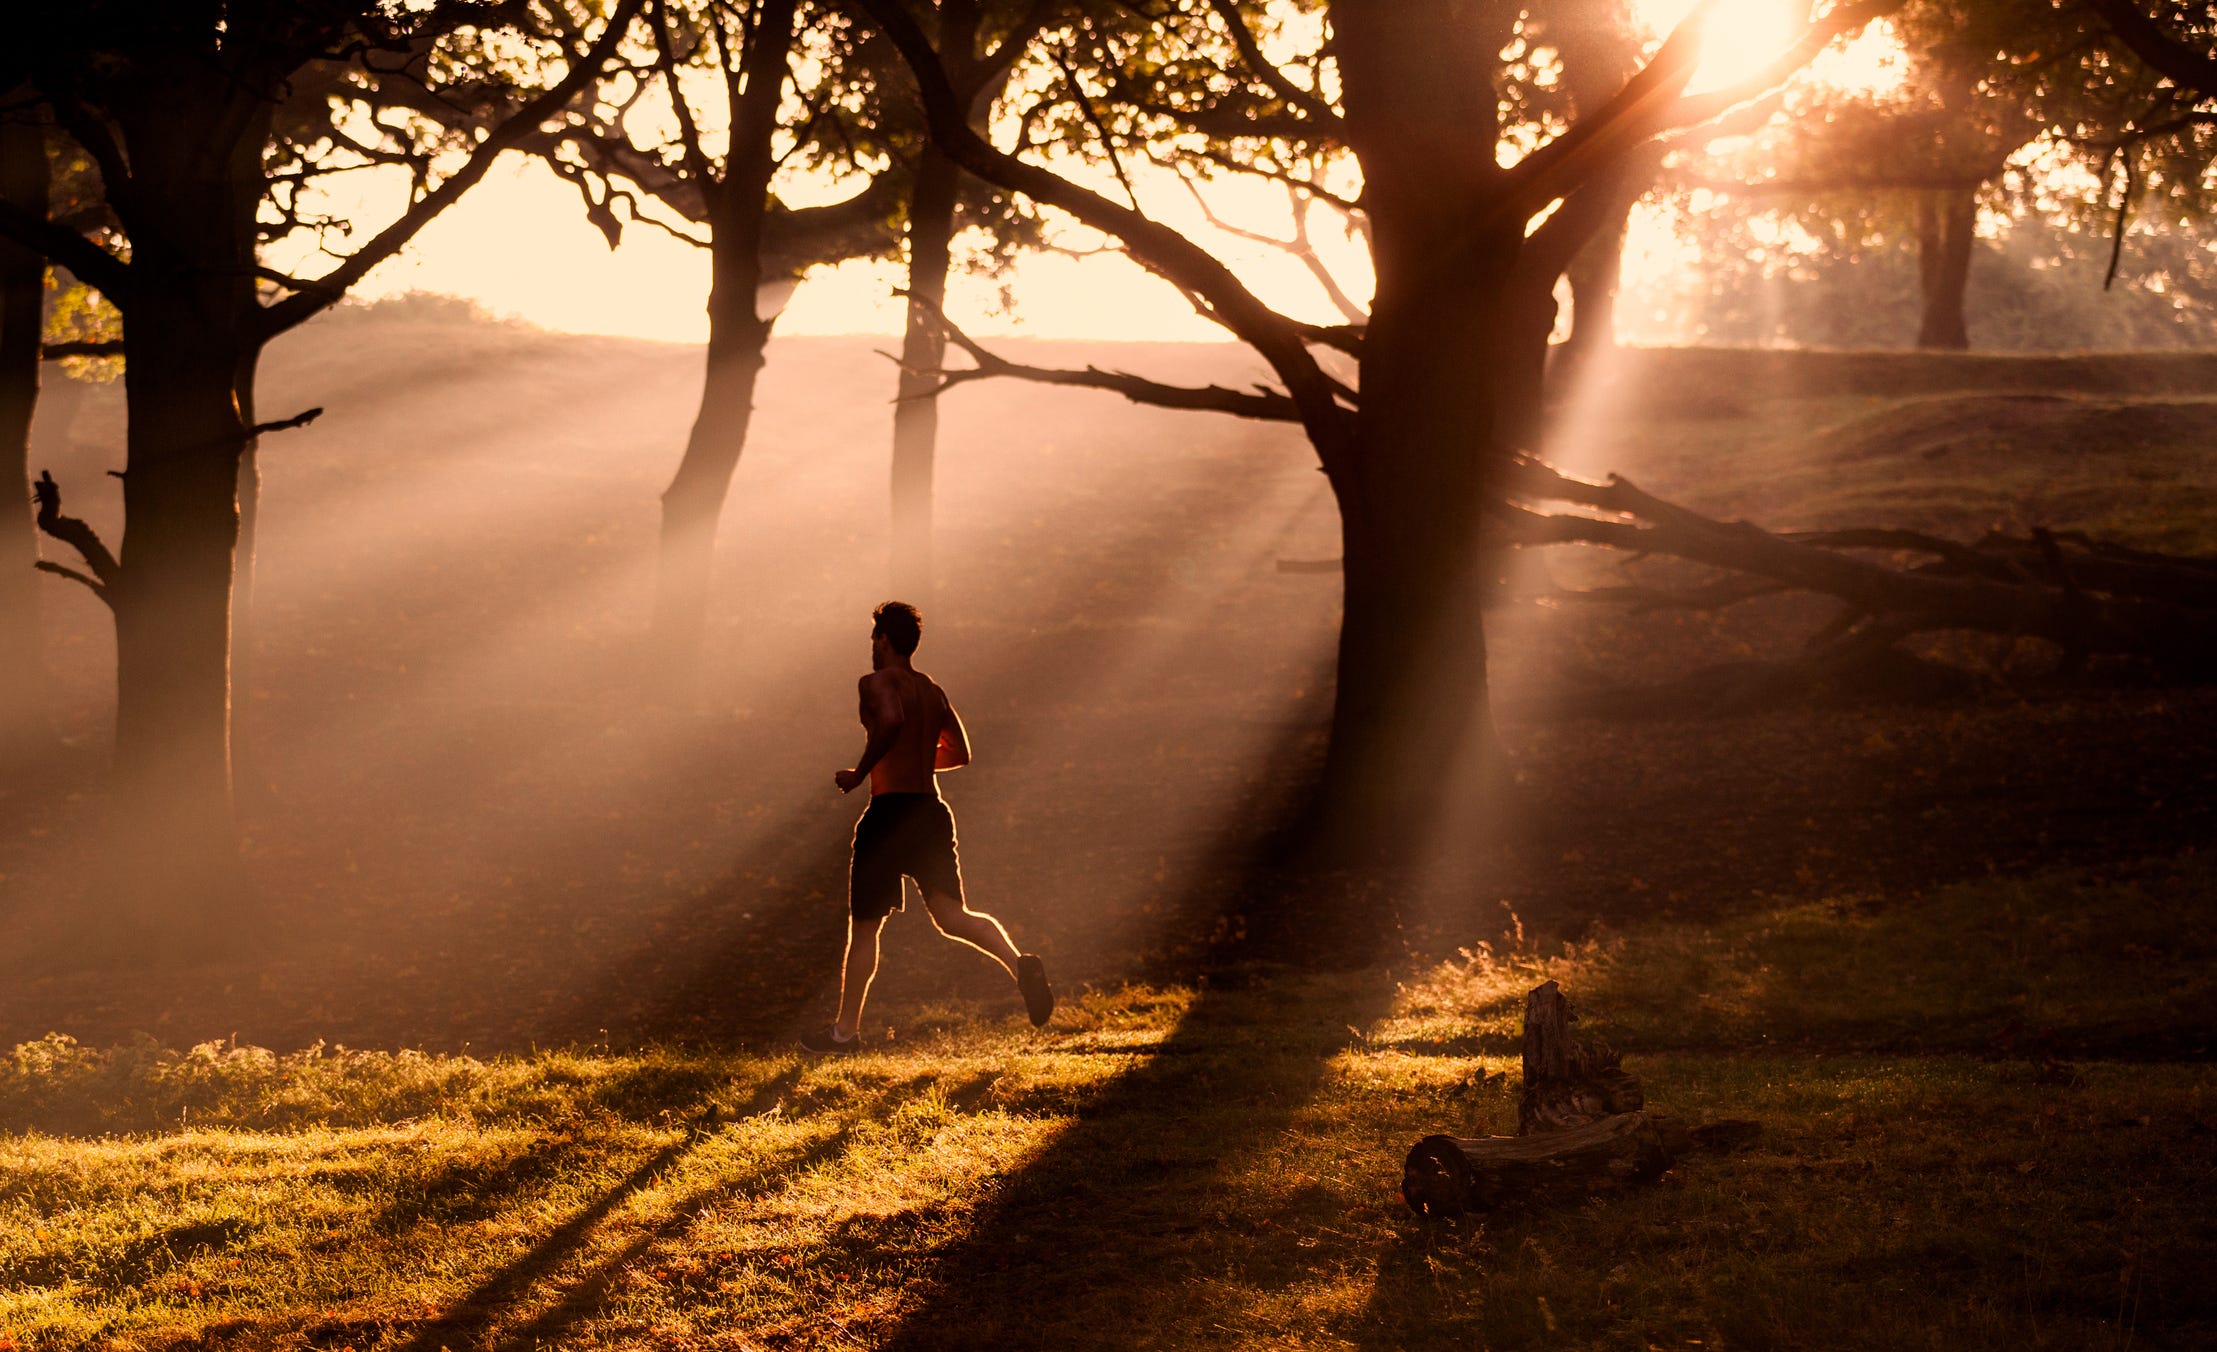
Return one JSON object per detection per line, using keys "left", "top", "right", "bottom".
{"left": 1519, "top": 979, "right": 1644, "bottom": 1133}
{"left": 1400, "top": 980, "right": 1758, "bottom": 1218}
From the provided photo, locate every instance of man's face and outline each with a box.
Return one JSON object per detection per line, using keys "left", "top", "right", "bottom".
{"left": 870, "top": 628, "right": 892, "bottom": 669}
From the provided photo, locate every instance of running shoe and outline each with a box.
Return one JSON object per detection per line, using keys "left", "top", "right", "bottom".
{"left": 1017, "top": 954, "right": 1054, "bottom": 1027}
{"left": 800, "top": 1028, "right": 865, "bottom": 1056}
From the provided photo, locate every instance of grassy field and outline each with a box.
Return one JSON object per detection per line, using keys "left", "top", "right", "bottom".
{"left": 6, "top": 851, "right": 2210, "bottom": 1351}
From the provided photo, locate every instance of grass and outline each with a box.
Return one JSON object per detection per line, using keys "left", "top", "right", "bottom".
{"left": 5, "top": 856, "right": 2213, "bottom": 1350}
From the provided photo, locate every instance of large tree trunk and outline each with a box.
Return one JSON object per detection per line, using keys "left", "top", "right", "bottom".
{"left": 0, "top": 122, "right": 51, "bottom": 756}
{"left": 1322, "top": 0, "right": 1523, "bottom": 857}
{"left": 889, "top": 143, "right": 960, "bottom": 602}
{"left": 99, "top": 73, "right": 267, "bottom": 907}
{"left": 1915, "top": 185, "right": 1976, "bottom": 350}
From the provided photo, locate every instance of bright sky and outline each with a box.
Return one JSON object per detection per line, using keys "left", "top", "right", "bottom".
{"left": 315, "top": 1, "right": 1902, "bottom": 344}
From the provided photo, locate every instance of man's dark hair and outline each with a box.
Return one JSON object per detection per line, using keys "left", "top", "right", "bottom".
{"left": 872, "top": 600, "right": 923, "bottom": 656}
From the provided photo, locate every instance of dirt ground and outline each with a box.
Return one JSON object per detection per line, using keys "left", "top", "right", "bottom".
{"left": 4, "top": 322, "right": 2211, "bottom": 1055}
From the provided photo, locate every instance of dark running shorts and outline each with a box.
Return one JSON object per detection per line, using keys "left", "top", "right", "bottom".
{"left": 850, "top": 792, "right": 964, "bottom": 923}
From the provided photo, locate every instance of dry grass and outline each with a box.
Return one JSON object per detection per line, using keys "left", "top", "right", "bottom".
{"left": 5, "top": 856, "right": 2211, "bottom": 1351}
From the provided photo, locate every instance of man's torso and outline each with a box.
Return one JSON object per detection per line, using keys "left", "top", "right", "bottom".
{"left": 865, "top": 666, "right": 947, "bottom": 796}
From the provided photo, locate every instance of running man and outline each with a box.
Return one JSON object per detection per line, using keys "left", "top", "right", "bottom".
{"left": 804, "top": 601, "right": 1052, "bottom": 1054}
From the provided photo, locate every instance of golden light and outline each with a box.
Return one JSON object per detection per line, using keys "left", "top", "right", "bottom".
{"left": 1637, "top": 0, "right": 1908, "bottom": 98}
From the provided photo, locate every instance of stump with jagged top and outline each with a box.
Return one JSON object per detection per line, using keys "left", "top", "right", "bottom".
{"left": 1401, "top": 980, "right": 1759, "bottom": 1218}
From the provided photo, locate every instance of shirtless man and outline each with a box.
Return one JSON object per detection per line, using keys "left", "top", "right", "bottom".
{"left": 803, "top": 601, "right": 1052, "bottom": 1053}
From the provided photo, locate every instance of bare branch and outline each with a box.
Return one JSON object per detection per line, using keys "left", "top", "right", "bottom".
{"left": 33, "top": 560, "right": 112, "bottom": 605}
{"left": 251, "top": 407, "right": 325, "bottom": 437}
{"left": 41, "top": 339, "right": 124, "bottom": 360}
{"left": 1545, "top": 575, "right": 1792, "bottom": 612}
{"left": 0, "top": 200, "right": 130, "bottom": 302}
{"left": 1507, "top": 0, "right": 1905, "bottom": 224}
{"left": 2086, "top": 0, "right": 2217, "bottom": 99}
{"left": 1204, "top": 0, "right": 1343, "bottom": 129}
{"left": 652, "top": 0, "right": 719, "bottom": 190}
{"left": 31, "top": 470, "right": 121, "bottom": 600}
{"left": 892, "top": 298, "right": 1306, "bottom": 423}
{"left": 855, "top": 0, "right": 1348, "bottom": 455}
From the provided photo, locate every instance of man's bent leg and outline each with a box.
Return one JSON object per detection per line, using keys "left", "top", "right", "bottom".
{"left": 922, "top": 890, "right": 1020, "bottom": 978}
{"left": 834, "top": 913, "right": 889, "bottom": 1039}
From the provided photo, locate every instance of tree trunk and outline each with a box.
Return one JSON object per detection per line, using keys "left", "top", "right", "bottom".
{"left": 1319, "top": 0, "right": 1522, "bottom": 858}
{"left": 0, "top": 122, "right": 51, "bottom": 755}
{"left": 650, "top": 228, "right": 776, "bottom": 674}
{"left": 1915, "top": 185, "right": 1975, "bottom": 350}
{"left": 1561, "top": 204, "right": 1628, "bottom": 363}
{"left": 98, "top": 72, "right": 267, "bottom": 907}
{"left": 647, "top": 0, "right": 796, "bottom": 680}
{"left": 889, "top": 143, "right": 960, "bottom": 602}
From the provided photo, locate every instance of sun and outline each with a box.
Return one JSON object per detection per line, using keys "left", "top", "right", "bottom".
{"left": 1634, "top": 0, "right": 1908, "bottom": 97}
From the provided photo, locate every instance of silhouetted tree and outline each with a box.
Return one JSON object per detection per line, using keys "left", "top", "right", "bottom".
{"left": 1672, "top": 0, "right": 2217, "bottom": 348}
{"left": 0, "top": 0, "right": 641, "bottom": 908}
{"left": 862, "top": 0, "right": 1895, "bottom": 856}
{"left": 0, "top": 120, "right": 49, "bottom": 753}
{"left": 877, "top": 0, "right": 1055, "bottom": 602}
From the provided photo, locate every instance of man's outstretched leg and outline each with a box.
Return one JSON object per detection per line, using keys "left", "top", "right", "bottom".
{"left": 805, "top": 913, "right": 887, "bottom": 1055}
{"left": 924, "top": 891, "right": 1054, "bottom": 1027}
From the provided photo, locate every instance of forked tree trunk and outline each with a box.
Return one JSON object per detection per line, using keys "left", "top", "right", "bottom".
{"left": 1915, "top": 184, "right": 1976, "bottom": 350}
{"left": 890, "top": 143, "right": 960, "bottom": 602}
{"left": 0, "top": 122, "right": 50, "bottom": 754}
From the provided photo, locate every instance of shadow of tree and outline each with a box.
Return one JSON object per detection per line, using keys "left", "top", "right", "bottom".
{"left": 389, "top": 1065, "right": 803, "bottom": 1352}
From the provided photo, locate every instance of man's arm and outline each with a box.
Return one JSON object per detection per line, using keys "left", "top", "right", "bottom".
{"left": 934, "top": 701, "right": 971, "bottom": 771}
{"left": 835, "top": 674, "right": 906, "bottom": 793}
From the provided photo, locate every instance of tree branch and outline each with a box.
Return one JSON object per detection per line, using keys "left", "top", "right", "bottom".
{"left": 41, "top": 339, "right": 124, "bottom": 360}
{"left": 1204, "top": 0, "right": 1344, "bottom": 129}
{"left": 256, "top": 0, "right": 648, "bottom": 339}
{"left": 854, "top": 0, "right": 1348, "bottom": 455}
{"left": 890, "top": 299, "right": 1306, "bottom": 423}
{"left": 1507, "top": 0, "right": 1904, "bottom": 224}
{"left": 2086, "top": 0, "right": 2217, "bottom": 99}
{"left": 0, "top": 200, "right": 131, "bottom": 302}
{"left": 31, "top": 470, "right": 120, "bottom": 603}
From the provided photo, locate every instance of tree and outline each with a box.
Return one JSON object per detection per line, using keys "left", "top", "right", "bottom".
{"left": 1668, "top": 0, "right": 2217, "bottom": 349}
{"left": 411, "top": 0, "right": 975, "bottom": 670}
{"left": 861, "top": 0, "right": 1895, "bottom": 857}
{"left": 0, "top": 120, "right": 52, "bottom": 756}
{"left": 0, "top": 0, "right": 641, "bottom": 906}
{"left": 877, "top": 0, "right": 1053, "bottom": 601}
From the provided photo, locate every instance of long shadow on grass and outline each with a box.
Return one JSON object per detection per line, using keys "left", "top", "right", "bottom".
{"left": 854, "top": 724, "right": 1401, "bottom": 1350}
{"left": 389, "top": 1065, "right": 801, "bottom": 1352}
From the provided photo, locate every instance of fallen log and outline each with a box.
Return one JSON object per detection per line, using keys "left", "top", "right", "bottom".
{"left": 1491, "top": 455, "right": 2217, "bottom": 678}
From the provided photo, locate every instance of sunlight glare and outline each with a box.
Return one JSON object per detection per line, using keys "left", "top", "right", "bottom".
{"left": 1636, "top": 0, "right": 1904, "bottom": 97}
